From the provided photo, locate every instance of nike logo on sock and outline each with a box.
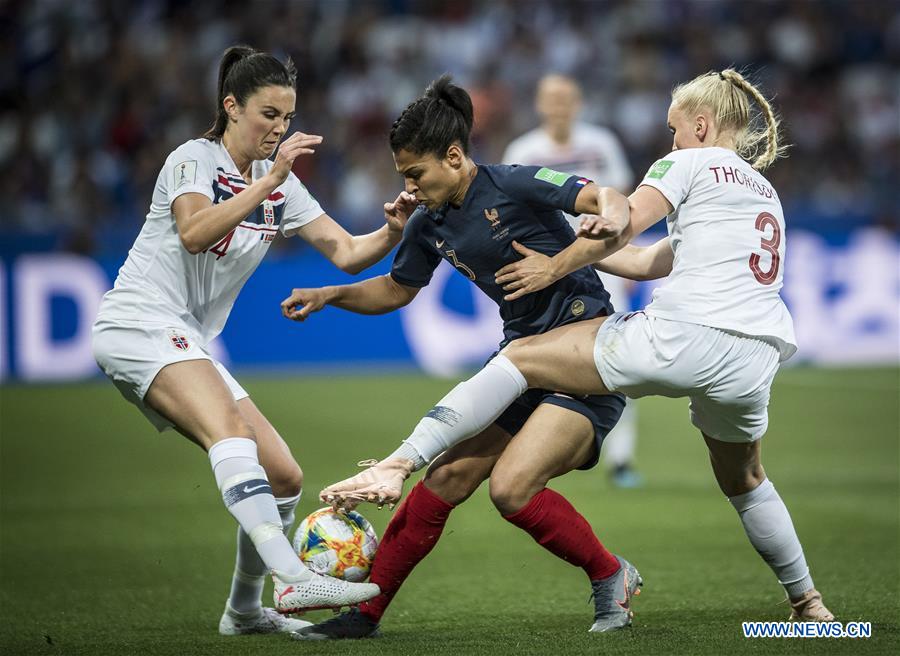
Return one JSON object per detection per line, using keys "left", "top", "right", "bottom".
{"left": 243, "top": 484, "right": 270, "bottom": 494}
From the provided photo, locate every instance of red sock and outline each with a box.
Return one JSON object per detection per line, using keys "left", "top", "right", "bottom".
{"left": 503, "top": 488, "right": 620, "bottom": 581}
{"left": 359, "top": 481, "right": 454, "bottom": 621}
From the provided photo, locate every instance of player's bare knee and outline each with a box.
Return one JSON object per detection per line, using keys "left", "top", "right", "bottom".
{"left": 424, "top": 459, "right": 484, "bottom": 505}
{"left": 268, "top": 460, "right": 303, "bottom": 498}
{"left": 488, "top": 469, "right": 538, "bottom": 515}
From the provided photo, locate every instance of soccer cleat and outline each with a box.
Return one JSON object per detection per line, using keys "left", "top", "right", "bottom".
{"left": 319, "top": 458, "right": 415, "bottom": 510}
{"left": 588, "top": 555, "right": 643, "bottom": 633}
{"left": 788, "top": 589, "right": 834, "bottom": 622}
{"left": 218, "top": 603, "right": 313, "bottom": 635}
{"left": 272, "top": 568, "right": 380, "bottom": 614}
{"left": 610, "top": 464, "right": 644, "bottom": 489}
{"left": 290, "top": 607, "right": 381, "bottom": 641}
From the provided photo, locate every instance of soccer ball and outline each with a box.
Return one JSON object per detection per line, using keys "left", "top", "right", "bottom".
{"left": 293, "top": 507, "right": 378, "bottom": 582}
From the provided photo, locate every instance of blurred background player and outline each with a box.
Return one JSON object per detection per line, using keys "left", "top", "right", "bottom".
{"left": 90, "top": 45, "right": 404, "bottom": 635}
{"left": 283, "top": 75, "right": 640, "bottom": 640}
{"left": 502, "top": 74, "right": 643, "bottom": 488}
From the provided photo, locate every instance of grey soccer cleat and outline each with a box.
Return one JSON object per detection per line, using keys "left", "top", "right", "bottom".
{"left": 290, "top": 607, "right": 381, "bottom": 640}
{"left": 589, "top": 556, "right": 643, "bottom": 632}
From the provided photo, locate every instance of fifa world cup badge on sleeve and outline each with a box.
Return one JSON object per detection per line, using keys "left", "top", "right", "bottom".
{"left": 166, "top": 329, "right": 191, "bottom": 351}
{"left": 175, "top": 160, "right": 197, "bottom": 189}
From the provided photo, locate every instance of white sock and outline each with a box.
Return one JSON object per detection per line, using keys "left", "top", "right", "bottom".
{"left": 603, "top": 399, "right": 637, "bottom": 468}
{"left": 209, "top": 438, "right": 304, "bottom": 578}
{"left": 729, "top": 478, "right": 815, "bottom": 599}
{"left": 391, "top": 355, "right": 527, "bottom": 469}
{"left": 227, "top": 491, "right": 302, "bottom": 613}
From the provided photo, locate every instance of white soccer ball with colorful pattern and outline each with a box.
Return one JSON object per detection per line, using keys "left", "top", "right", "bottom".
{"left": 293, "top": 507, "right": 378, "bottom": 582}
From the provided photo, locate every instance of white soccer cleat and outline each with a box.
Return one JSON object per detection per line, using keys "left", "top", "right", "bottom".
{"left": 218, "top": 602, "right": 313, "bottom": 635}
{"left": 319, "top": 458, "right": 415, "bottom": 510}
{"left": 272, "top": 568, "right": 380, "bottom": 614}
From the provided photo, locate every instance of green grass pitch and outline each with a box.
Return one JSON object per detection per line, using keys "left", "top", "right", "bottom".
{"left": 1, "top": 367, "right": 898, "bottom": 655}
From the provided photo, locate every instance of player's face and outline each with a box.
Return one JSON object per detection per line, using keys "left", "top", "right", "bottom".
{"left": 536, "top": 77, "right": 581, "bottom": 131}
{"left": 668, "top": 103, "right": 704, "bottom": 151}
{"left": 233, "top": 85, "right": 296, "bottom": 160}
{"left": 393, "top": 148, "right": 461, "bottom": 211}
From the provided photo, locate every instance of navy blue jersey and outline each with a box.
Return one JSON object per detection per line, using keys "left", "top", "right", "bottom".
{"left": 391, "top": 164, "right": 614, "bottom": 344}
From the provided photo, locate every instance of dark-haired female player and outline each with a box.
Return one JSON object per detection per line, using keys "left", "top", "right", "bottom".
{"left": 91, "top": 45, "right": 410, "bottom": 634}
{"left": 282, "top": 75, "right": 640, "bottom": 640}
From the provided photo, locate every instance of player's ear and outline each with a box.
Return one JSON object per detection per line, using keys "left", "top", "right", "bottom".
{"left": 445, "top": 143, "right": 464, "bottom": 169}
{"left": 223, "top": 94, "right": 240, "bottom": 123}
{"left": 695, "top": 114, "right": 708, "bottom": 142}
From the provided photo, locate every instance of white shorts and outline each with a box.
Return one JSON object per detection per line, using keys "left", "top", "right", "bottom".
{"left": 593, "top": 312, "right": 780, "bottom": 442}
{"left": 92, "top": 318, "right": 247, "bottom": 432}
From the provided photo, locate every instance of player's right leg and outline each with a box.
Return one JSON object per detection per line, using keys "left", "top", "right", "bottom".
{"left": 703, "top": 435, "right": 834, "bottom": 621}
{"left": 219, "top": 396, "right": 312, "bottom": 635}
{"left": 690, "top": 329, "right": 833, "bottom": 621}
{"left": 141, "top": 360, "right": 379, "bottom": 613}
{"left": 292, "top": 424, "right": 511, "bottom": 640}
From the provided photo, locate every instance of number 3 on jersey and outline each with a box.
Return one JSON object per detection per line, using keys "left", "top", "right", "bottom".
{"left": 749, "top": 211, "right": 781, "bottom": 285}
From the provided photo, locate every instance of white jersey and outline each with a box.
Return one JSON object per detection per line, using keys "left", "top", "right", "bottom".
{"left": 96, "top": 138, "right": 324, "bottom": 344}
{"left": 502, "top": 122, "right": 633, "bottom": 192}
{"left": 502, "top": 122, "right": 634, "bottom": 310}
{"left": 639, "top": 147, "right": 797, "bottom": 360}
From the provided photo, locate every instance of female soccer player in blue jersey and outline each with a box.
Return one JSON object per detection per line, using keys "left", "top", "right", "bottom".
{"left": 91, "top": 45, "right": 413, "bottom": 635}
{"left": 322, "top": 69, "right": 833, "bottom": 625}
{"left": 281, "top": 75, "right": 640, "bottom": 639}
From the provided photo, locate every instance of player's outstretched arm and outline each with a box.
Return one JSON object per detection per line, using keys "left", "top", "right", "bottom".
{"left": 594, "top": 237, "right": 674, "bottom": 281}
{"left": 281, "top": 275, "right": 418, "bottom": 322}
{"left": 297, "top": 191, "right": 417, "bottom": 275}
{"left": 174, "top": 132, "right": 321, "bottom": 253}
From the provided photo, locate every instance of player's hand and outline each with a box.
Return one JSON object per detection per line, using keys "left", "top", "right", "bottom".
{"left": 280, "top": 287, "right": 330, "bottom": 322}
{"left": 266, "top": 132, "right": 324, "bottom": 187}
{"left": 577, "top": 213, "right": 624, "bottom": 240}
{"left": 384, "top": 191, "right": 418, "bottom": 234}
{"left": 495, "top": 241, "right": 557, "bottom": 301}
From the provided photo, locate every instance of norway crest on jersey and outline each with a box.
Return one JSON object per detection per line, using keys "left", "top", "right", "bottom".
{"left": 166, "top": 328, "right": 191, "bottom": 351}
{"left": 263, "top": 200, "right": 275, "bottom": 226}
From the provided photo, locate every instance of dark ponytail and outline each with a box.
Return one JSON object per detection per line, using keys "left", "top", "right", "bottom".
{"left": 203, "top": 45, "right": 297, "bottom": 141}
{"left": 389, "top": 74, "right": 474, "bottom": 157}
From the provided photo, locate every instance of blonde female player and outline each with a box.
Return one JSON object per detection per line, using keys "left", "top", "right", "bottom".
{"left": 91, "top": 45, "right": 412, "bottom": 635}
{"left": 322, "top": 69, "right": 834, "bottom": 623}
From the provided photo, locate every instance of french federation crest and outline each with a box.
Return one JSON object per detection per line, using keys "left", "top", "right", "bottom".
{"left": 484, "top": 208, "right": 501, "bottom": 229}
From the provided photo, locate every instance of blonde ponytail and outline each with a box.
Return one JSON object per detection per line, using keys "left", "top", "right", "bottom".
{"left": 672, "top": 69, "right": 789, "bottom": 171}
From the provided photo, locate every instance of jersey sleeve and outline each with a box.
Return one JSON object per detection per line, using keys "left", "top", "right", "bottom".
{"left": 638, "top": 149, "right": 697, "bottom": 211}
{"left": 167, "top": 141, "right": 216, "bottom": 203}
{"left": 502, "top": 165, "right": 591, "bottom": 215}
{"left": 389, "top": 213, "right": 441, "bottom": 288}
{"left": 279, "top": 173, "right": 326, "bottom": 236}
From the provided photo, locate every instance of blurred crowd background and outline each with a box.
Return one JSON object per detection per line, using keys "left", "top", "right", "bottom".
{"left": 5, "top": 0, "right": 899, "bottom": 257}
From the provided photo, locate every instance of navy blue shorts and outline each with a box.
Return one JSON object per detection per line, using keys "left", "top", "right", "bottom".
{"left": 493, "top": 388, "right": 626, "bottom": 470}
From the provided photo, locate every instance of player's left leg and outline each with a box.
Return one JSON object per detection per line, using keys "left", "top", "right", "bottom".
{"left": 704, "top": 434, "right": 834, "bottom": 621}
{"left": 488, "top": 401, "right": 641, "bottom": 632}
{"left": 219, "top": 397, "right": 311, "bottom": 635}
{"left": 603, "top": 400, "right": 643, "bottom": 488}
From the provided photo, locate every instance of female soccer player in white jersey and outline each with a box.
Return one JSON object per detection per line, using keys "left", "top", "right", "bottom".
{"left": 323, "top": 69, "right": 834, "bottom": 623}
{"left": 91, "top": 45, "right": 411, "bottom": 634}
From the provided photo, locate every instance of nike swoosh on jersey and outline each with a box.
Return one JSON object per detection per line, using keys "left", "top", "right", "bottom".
{"left": 436, "top": 239, "right": 446, "bottom": 248}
